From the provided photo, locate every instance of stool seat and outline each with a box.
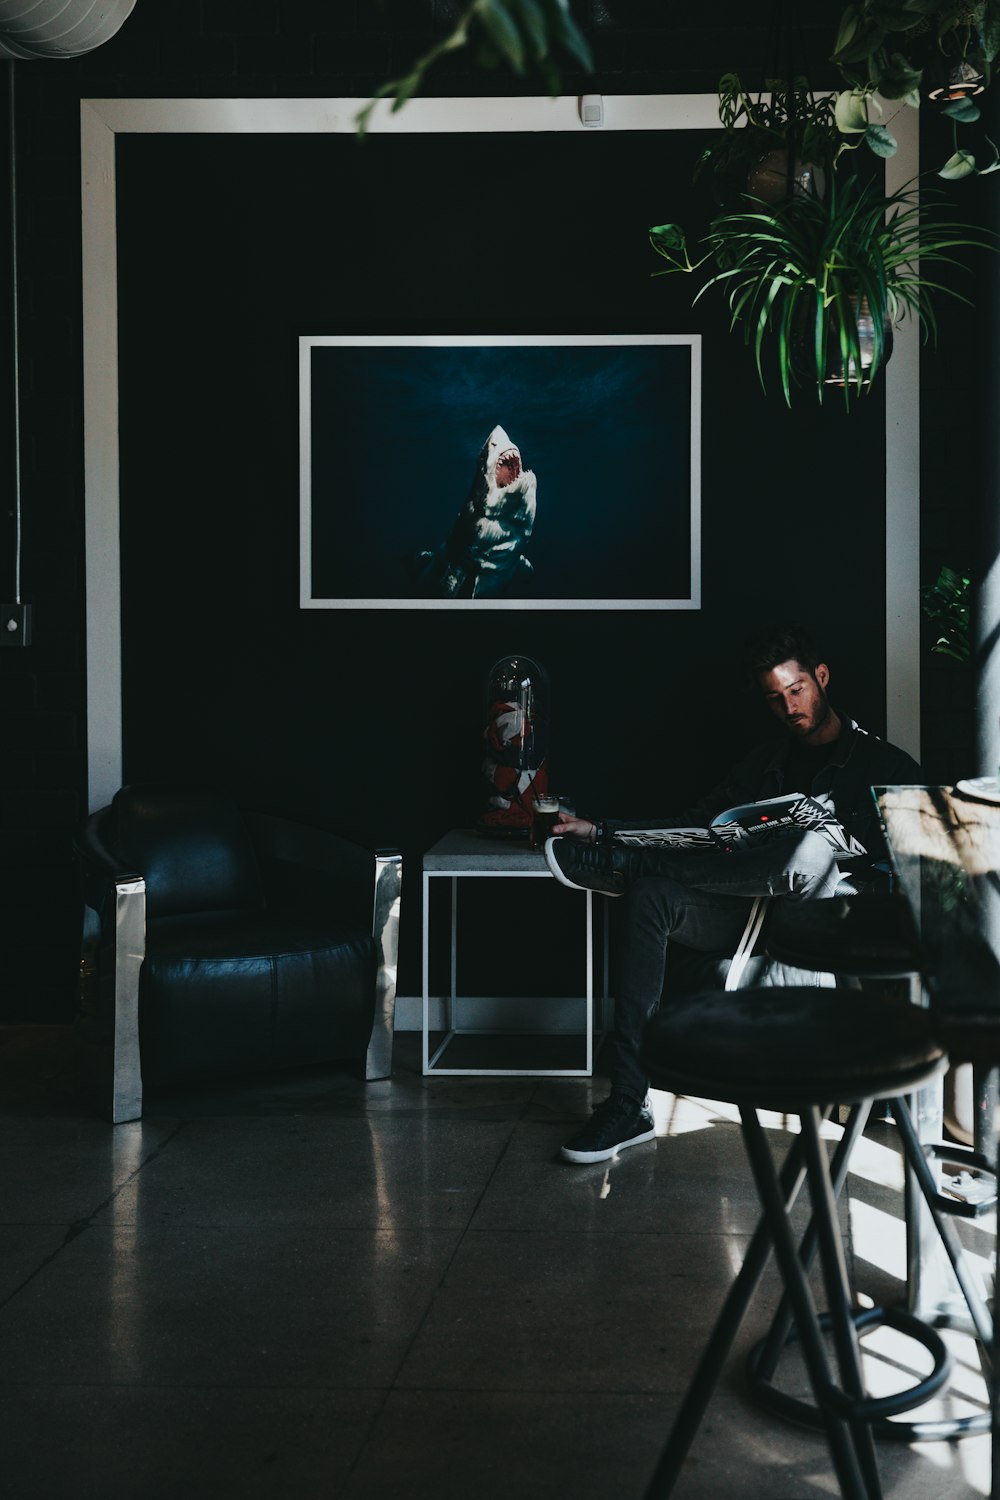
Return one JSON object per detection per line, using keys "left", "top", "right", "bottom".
{"left": 765, "top": 894, "right": 919, "bottom": 978}
{"left": 641, "top": 985, "right": 945, "bottom": 1110}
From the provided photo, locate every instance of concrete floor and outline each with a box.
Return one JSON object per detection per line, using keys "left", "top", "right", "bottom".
{"left": 0, "top": 1026, "right": 993, "bottom": 1499}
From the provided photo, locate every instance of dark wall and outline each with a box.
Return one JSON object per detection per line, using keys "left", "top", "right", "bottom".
{"left": 0, "top": 0, "right": 977, "bottom": 1019}
{"left": 113, "top": 123, "right": 889, "bottom": 998}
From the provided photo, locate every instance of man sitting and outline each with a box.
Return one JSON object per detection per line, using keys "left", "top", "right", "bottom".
{"left": 545, "top": 624, "right": 922, "bottom": 1165}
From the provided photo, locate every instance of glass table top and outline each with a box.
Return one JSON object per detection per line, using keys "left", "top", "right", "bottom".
{"left": 875, "top": 785, "right": 1000, "bottom": 1063}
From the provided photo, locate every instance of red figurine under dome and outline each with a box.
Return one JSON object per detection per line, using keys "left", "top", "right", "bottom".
{"left": 478, "top": 655, "right": 549, "bottom": 837}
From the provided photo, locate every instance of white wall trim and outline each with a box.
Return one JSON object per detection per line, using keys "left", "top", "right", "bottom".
{"left": 79, "top": 93, "right": 726, "bottom": 136}
{"left": 882, "top": 102, "right": 922, "bottom": 760}
{"left": 80, "top": 94, "right": 920, "bottom": 810}
{"left": 81, "top": 99, "right": 123, "bottom": 811}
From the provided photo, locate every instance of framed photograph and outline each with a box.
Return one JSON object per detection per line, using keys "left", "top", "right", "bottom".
{"left": 299, "top": 333, "right": 701, "bottom": 610}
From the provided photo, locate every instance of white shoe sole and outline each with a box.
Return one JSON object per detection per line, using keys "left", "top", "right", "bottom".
{"left": 560, "top": 1124, "right": 656, "bottom": 1164}
{"left": 544, "top": 836, "right": 579, "bottom": 889}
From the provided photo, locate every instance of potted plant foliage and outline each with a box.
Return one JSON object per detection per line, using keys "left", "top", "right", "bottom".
{"left": 922, "top": 563, "right": 972, "bottom": 660}
{"left": 692, "top": 73, "right": 840, "bottom": 201}
{"left": 357, "top": 6, "right": 996, "bottom": 410}
{"left": 831, "top": 0, "right": 1000, "bottom": 177}
{"left": 650, "top": 75, "right": 994, "bottom": 408}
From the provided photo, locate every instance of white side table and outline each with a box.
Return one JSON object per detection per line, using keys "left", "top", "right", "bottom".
{"left": 421, "top": 829, "right": 609, "bottom": 1076}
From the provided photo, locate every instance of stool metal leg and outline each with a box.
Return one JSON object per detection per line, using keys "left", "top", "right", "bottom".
{"left": 753, "top": 1102, "right": 870, "bottom": 1383}
{"left": 905, "top": 1075, "right": 960, "bottom": 1322}
{"left": 802, "top": 1106, "right": 883, "bottom": 1500}
{"left": 741, "top": 1106, "right": 874, "bottom": 1500}
{"left": 642, "top": 1120, "right": 818, "bottom": 1499}
{"left": 891, "top": 1098, "right": 994, "bottom": 1351}
{"left": 751, "top": 1094, "right": 981, "bottom": 1444}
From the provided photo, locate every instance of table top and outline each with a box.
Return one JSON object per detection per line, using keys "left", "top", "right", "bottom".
{"left": 875, "top": 784, "right": 1000, "bottom": 1062}
{"left": 424, "top": 828, "right": 552, "bottom": 872}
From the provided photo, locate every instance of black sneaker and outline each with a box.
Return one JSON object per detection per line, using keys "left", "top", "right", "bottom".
{"left": 560, "top": 1092, "right": 656, "bottom": 1164}
{"left": 545, "top": 837, "right": 626, "bottom": 897}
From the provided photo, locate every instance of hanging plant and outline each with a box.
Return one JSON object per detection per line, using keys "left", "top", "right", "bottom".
{"left": 693, "top": 72, "right": 841, "bottom": 195}
{"left": 832, "top": 1, "right": 1000, "bottom": 176}
{"left": 651, "top": 73, "right": 996, "bottom": 408}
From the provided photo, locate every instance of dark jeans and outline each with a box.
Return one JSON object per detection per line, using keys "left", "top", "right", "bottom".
{"left": 606, "top": 828, "right": 842, "bottom": 1101}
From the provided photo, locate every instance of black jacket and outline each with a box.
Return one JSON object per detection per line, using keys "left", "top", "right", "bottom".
{"left": 601, "top": 713, "right": 921, "bottom": 882}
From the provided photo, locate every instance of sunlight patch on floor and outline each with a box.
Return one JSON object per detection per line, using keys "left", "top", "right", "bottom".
{"left": 651, "top": 1091, "right": 847, "bottom": 1140}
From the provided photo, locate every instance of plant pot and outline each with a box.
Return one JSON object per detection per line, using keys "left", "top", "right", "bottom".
{"left": 790, "top": 293, "right": 893, "bottom": 397}
{"left": 822, "top": 296, "right": 894, "bottom": 390}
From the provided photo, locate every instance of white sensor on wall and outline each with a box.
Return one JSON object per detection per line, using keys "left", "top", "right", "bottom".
{"left": 579, "top": 95, "right": 604, "bottom": 127}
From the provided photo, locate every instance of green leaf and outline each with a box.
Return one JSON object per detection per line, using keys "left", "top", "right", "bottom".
{"left": 865, "top": 122, "right": 898, "bottom": 155}
{"left": 650, "top": 223, "right": 686, "bottom": 250}
{"left": 982, "top": 0, "right": 1000, "bottom": 60}
{"left": 936, "top": 7, "right": 973, "bottom": 44}
{"left": 833, "top": 5, "right": 861, "bottom": 56}
{"left": 835, "top": 89, "right": 871, "bottom": 131}
{"left": 834, "top": 19, "right": 888, "bottom": 65}
{"left": 879, "top": 5, "right": 925, "bottom": 26}
{"left": 942, "top": 96, "right": 982, "bottom": 121}
{"left": 540, "top": 0, "right": 594, "bottom": 69}
{"left": 940, "top": 148, "right": 978, "bottom": 178}
{"left": 649, "top": 222, "right": 698, "bottom": 273}
{"left": 392, "top": 68, "right": 427, "bottom": 108}
{"left": 511, "top": 0, "right": 548, "bottom": 59}
{"left": 555, "top": 9, "right": 594, "bottom": 69}
{"left": 978, "top": 135, "right": 1000, "bottom": 173}
{"left": 478, "top": 0, "right": 525, "bottom": 71}
{"left": 877, "top": 51, "right": 924, "bottom": 97}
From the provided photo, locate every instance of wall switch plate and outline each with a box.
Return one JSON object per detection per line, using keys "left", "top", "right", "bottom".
{"left": 1, "top": 603, "right": 32, "bottom": 646}
{"left": 579, "top": 94, "right": 604, "bottom": 127}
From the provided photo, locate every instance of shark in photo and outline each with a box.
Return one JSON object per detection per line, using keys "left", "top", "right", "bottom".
{"left": 407, "top": 424, "right": 537, "bottom": 598}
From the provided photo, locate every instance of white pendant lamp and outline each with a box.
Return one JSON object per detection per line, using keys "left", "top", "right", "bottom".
{"left": 0, "top": 0, "right": 137, "bottom": 60}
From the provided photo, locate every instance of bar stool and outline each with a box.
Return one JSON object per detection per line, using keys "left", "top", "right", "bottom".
{"left": 763, "top": 893, "right": 995, "bottom": 1440}
{"left": 639, "top": 984, "right": 949, "bottom": 1500}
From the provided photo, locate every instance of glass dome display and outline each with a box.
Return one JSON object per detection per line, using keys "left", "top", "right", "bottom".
{"left": 478, "top": 655, "right": 549, "bottom": 837}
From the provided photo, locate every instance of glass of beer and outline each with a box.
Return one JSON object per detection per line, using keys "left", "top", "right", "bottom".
{"left": 531, "top": 794, "right": 561, "bottom": 849}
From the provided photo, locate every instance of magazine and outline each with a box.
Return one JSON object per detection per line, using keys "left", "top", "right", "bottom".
{"left": 610, "top": 793, "right": 867, "bottom": 859}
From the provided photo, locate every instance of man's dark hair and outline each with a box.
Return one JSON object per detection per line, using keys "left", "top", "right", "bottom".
{"left": 743, "top": 623, "right": 824, "bottom": 678}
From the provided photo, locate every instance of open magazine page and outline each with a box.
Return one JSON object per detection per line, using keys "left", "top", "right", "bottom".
{"left": 612, "top": 825, "right": 718, "bottom": 850}
{"left": 612, "top": 793, "right": 868, "bottom": 858}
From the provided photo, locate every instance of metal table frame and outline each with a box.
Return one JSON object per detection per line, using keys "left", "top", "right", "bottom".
{"left": 421, "top": 830, "right": 609, "bottom": 1076}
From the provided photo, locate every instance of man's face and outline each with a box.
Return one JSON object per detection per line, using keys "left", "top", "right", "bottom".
{"left": 758, "top": 658, "right": 836, "bottom": 742}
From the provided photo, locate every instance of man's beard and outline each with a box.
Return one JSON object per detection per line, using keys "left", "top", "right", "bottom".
{"left": 793, "top": 691, "right": 833, "bottom": 741}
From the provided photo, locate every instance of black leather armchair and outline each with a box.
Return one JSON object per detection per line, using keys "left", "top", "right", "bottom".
{"left": 74, "top": 785, "right": 402, "bottom": 1122}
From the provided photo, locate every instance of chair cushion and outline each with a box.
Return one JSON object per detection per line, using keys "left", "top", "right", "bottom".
{"left": 111, "top": 785, "right": 264, "bottom": 919}
{"left": 640, "top": 986, "right": 944, "bottom": 1109}
{"left": 138, "top": 912, "right": 377, "bottom": 1082}
{"left": 765, "top": 894, "right": 919, "bottom": 978}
